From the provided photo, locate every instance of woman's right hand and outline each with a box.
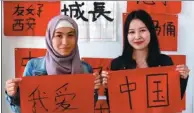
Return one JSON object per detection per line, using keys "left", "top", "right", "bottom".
{"left": 5, "top": 78, "right": 22, "bottom": 97}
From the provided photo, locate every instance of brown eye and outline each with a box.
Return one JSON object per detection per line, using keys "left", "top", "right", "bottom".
{"left": 128, "top": 31, "right": 135, "bottom": 34}
{"left": 140, "top": 29, "right": 146, "bottom": 32}
{"left": 68, "top": 32, "right": 75, "bottom": 37}
{"left": 57, "top": 35, "right": 62, "bottom": 38}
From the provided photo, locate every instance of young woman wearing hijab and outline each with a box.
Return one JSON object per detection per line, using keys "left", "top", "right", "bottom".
{"left": 5, "top": 15, "right": 101, "bottom": 113}
{"left": 101, "top": 9, "right": 190, "bottom": 106}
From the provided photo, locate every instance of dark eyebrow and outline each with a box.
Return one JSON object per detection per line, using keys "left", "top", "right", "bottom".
{"left": 129, "top": 27, "right": 147, "bottom": 31}
{"left": 54, "top": 31, "right": 63, "bottom": 34}
{"left": 54, "top": 30, "right": 75, "bottom": 35}
{"left": 67, "top": 30, "right": 75, "bottom": 34}
{"left": 139, "top": 27, "right": 147, "bottom": 29}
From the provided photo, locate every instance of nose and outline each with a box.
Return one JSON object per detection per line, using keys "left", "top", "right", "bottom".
{"left": 134, "top": 32, "right": 141, "bottom": 40}
{"left": 61, "top": 35, "right": 68, "bottom": 45}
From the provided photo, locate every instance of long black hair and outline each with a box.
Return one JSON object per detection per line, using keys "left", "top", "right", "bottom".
{"left": 122, "top": 9, "right": 161, "bottom": 67}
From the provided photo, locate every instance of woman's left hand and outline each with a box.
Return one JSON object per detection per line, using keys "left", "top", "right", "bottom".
{"left": 176, "top": 64, "right": 190, "bottom": 79}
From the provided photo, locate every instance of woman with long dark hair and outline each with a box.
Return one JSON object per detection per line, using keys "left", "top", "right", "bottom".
{"left": 102, "top": 9, "right": 190, "bottom": 105}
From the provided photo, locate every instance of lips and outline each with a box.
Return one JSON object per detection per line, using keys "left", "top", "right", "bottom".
{"left": 60, "top": 47, "right": 70, "bottom": 50}
{"left": 134, "top": 41, "right": 144, "bottom": 45}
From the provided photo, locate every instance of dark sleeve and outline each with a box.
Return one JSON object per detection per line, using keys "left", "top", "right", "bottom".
{"left": 110, "top": 57, "right": 122, "bottom": 71}
{"left": 159, "top": 54, "right": 173, "bottom": 66}
{"left": 160, "top": 54, "right": 188, "bottom": 99}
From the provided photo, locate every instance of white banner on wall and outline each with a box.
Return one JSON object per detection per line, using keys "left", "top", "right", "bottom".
{"left": 61, "top": 1, "right": 117, "bottom": 42}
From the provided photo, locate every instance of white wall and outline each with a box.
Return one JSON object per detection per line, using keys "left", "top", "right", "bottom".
{"left": 0, "top": 1, "right": 2, "bottom": 113}
{"left": 2, "top": 1, "right": 194, "bottom": 113}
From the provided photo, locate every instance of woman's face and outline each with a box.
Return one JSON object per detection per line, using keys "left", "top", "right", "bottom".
{"left": 52, "top": 27, "right": 76, "bottom": 56}
{"left": 127, "top": 19, "right": 151, "bottom": 51}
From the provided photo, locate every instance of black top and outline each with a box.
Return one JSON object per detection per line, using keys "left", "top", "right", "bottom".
{"left": 112, "top": 54, "right": 174, "bottom": 70}
{"left": 105, "top": 54, "right": 188, "bottom": 105}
